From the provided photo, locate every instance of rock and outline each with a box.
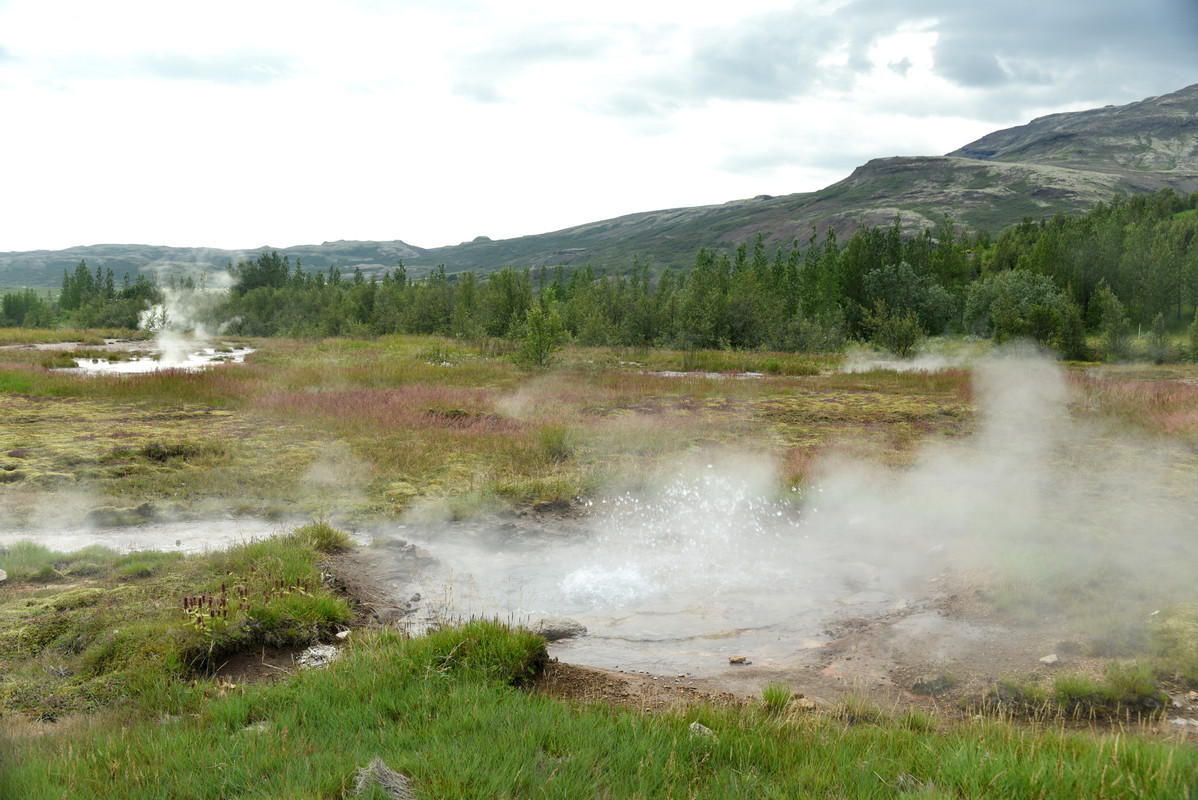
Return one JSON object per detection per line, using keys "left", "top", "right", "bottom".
{"left": 369, "top": 538, "right": 434, "bottom": 562}
{"left": 1039, "top": 654, "right": 1059, "bottom": 665}
{"left": 794, "top": 697, "right": 818, "bottom": 712}
{"left": 531, "top": 616, "right": 587, "bottom": 640}
{"left": 353, "top": 757, "right": 416, "bottom": 799}
{"left": 297, "top": 644, "right": 340, "bottom": 669}
{"left": 688, "top": 721, "right": 715, "bottom": 738}
{"left": 837, "top": 589, "right": 893, "bottom": 607}
{"left": 0, "top": 568, "right": 6, "bottom": 584}
{"left": 336, "top": 630, "right": 351, "bottom": 640}
{"left": 729, "top": 655, "right": 749, "bottom": 665}
{"left": 242, "top": 721, "right": 272, "bottom": 734}
{"left": 374, "top": 607, "right": 408, "bottom": 625}
{"left": 912, "top": 674, "right": 954, "bottom": 696}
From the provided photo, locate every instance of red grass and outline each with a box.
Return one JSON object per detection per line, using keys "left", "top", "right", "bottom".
{"left": 258, "top": 385, "right": 521, "bottom": 436}
{"left": 1071, "top": 374, "right": 1198, "bottom": 436}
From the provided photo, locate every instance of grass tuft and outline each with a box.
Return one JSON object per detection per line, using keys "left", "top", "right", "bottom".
{"left": 760, "top": 681, "right": 792, "bottom": 713}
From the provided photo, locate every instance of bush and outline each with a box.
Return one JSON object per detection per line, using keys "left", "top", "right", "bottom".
{"left": 963, "top": 270, "right": 1067, "bottom": 340}
{"left": 289, "top": 521, "right": 354, "bottom": 553}
{"left": 512, "top": 298, "right": 566, "bottom": 369}
{"left": 761, "top": 682, "right": 792, "bottom": 713}
{"left": 864, "top": 302, "right": 924, "bottom": 357}
{"left": 1093, "top": 282, "right": 1131, "bottom": 361}
{"left": 1055, "top": 301, "right": 1090, "bottom": 360}
{"left": 1147, "top": 312, "right": 1172, "bottom": 364}
{"left": 1187, "top": 310, "right": 1198, "bottom": 362}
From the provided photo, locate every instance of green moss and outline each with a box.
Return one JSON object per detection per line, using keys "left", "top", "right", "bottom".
{"left": 50, "top": 588, "right": 106, "bottom": 611}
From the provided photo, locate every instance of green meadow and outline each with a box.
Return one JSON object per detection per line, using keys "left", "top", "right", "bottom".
{"left": 2, "top": 330, "right": 1198, "bottom": 798}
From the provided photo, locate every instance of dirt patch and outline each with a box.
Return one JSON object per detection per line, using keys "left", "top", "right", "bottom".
{"left": 535, "top": 660, "right": 743, "bottom": 711}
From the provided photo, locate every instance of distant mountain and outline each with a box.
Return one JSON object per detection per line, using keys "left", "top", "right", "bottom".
{"left": 3, "top": 84, "right": 1195, "bottom": 289}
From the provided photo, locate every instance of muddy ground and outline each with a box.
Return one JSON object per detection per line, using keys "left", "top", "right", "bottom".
{"left": 288, "top": 508, "right": 1198, "bottom": 741}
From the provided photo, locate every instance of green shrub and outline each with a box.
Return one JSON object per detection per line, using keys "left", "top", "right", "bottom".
{"left": 538, "top": 423, "right": 574, "bottom": 463}
{"left": 289, "top": 520, "right": 353, "bottom": 553}
{"left": 864, "top": 301, "right": 925, "bottom": 358}
{"left": 761, "top": 682, "right": 792, "bottom": 713}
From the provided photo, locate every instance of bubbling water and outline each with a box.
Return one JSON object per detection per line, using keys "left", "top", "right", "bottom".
{"left": 400, "top": 462, "right": 870, "bottom": 675}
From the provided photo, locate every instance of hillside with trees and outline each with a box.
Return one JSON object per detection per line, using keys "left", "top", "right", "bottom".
{"left": 7, "top": 188, "right": 1196, "bottom": 364}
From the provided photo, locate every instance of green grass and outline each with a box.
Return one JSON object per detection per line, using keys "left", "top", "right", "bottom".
{"left": 760, "top": 681, "right": 792, "bottom": 713}
{"left": 983, "top": 662, "right": 1169, "bottom": 721}
{"left": 4, "top": 621, "right": 1194, "bottom": 799}
{"left": 0, "top": 528, "right": 352, "bottom": 715}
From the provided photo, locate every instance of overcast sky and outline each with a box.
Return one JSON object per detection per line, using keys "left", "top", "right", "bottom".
{"left": 0, "top": 0, "right": 1194, "bottom": 253}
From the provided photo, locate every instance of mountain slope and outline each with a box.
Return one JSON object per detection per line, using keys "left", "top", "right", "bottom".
{"left": 948, "top": 83, "right": 1198, "bottom": 180}
{"left": 3, "top": 84, "right": 1195, "bottom": 289}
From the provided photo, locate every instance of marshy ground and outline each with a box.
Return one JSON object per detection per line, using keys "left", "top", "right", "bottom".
{"left": 3, "top": 332, "right": 1198, "bottom": 796}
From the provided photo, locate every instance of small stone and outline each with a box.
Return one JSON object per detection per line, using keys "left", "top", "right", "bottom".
{"left": 729, "top": 655, "right": 748, "bottom": 665}
{"left": 242, "top": 721, "right": 272, "bottom": 734}
{"left": 688, "top": 721, "right": 715, "bottom": 738}
{"left": 0, "top": 568, "right": 6, "bottom": 584}
{"left": 374, "top": 607, "right": 406, "bottom": 625}
{"left": 335, "top": 630, "right": 351, "bottom": 640}
{"left": 794, "top": 698, "right": 818, "bottom": 712}
{"left": 1039, "top": 654, "right": 1059, "bottom": 665}
{"left": 912, "top": 675, "right": 954, "bottom": 696}
{"left": 530, "top": 616, "right": 587, "bottom": 640}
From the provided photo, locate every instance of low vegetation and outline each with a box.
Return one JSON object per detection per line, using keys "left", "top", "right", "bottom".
{"left": 5, "top": 189, "right": 1198, "bottom": 366}
{"left": 0, "top": 527, "right": 351, "bottom": 718}
{"left": 3, "top": 329, "right": 1198, "bottom": 797}
{"left": 4, "top": 620, "right": 1196, "bottom": 799}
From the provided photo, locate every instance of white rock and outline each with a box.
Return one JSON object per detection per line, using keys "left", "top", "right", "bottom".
{"left": 1039, "top": 654, "right": 1059, "bottom": 665}
{"left": 688, "top": 721, "right": 715, "bottom": 738}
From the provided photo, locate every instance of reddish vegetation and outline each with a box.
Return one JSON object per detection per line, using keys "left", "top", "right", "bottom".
{"left": 1072, "top": 374, "right": 1198, "bottom": 436}
{"left": 259, "top": 386, "right": 520, "bottom": 435}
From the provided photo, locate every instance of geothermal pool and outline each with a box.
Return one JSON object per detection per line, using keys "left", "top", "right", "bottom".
{"left": 56, "top": 340, "right": 254, "bottom": 374}
{"left": 368, "top": 463, "right": 928, "bottom": 677}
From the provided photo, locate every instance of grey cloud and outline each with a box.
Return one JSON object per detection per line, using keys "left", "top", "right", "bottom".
{"left": 931, "top": 39, "right": 1009, "bottom": 88}
{"left": 135, "top": 49, "right": 300, "bottom": 87}
{"left": 888, "top": 0, "right": 1197, "bottom": 106}
{"left": 600, "top": 0, "right": 1195, "bottom": 123}
{"left": 592, "top": 90, "right": 679, "bottom": 119}
{"left": 41, "top": 48, "right": 301, "bottom": 88}
{"left": 675, "top": 11, "right": 845, "bottom": 103}
{"left": 450, "top": 23, "right": 618, "bottom": 103}
{"left": 451, "top": 78, "right": 504, "bottom": 104}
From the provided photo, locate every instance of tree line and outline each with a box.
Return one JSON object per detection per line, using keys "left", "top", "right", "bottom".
{"left": 4, "top": 188, "right": 1198, "bottom": 360}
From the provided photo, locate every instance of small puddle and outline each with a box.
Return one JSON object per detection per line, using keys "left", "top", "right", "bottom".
{"left": 60, "top": 344, "right": 254, "bottom": 374}
{"left": 0, "top": 518, "right": 303, "bottom": 554}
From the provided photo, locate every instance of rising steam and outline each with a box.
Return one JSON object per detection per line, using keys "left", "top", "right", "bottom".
{"left": 396, "top": 349, "right": 1198, "bottom": 674}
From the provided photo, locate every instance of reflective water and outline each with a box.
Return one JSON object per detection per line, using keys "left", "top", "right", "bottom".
{"left": 390, "top": 467, "right": 904, "bottom": 677}
{"left": 0, "top": 518, "right": 296, "bottom": 554}
{"left": 63, "top": 345, "right": 254, "bottom": 374}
